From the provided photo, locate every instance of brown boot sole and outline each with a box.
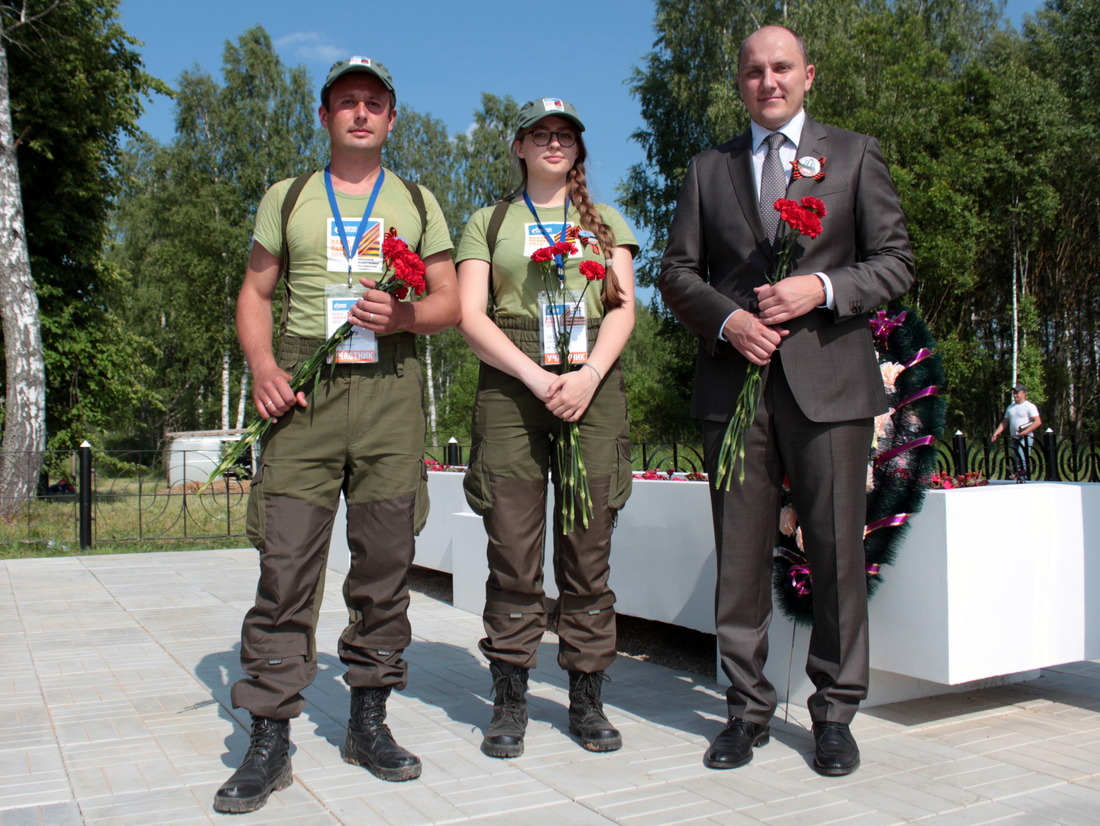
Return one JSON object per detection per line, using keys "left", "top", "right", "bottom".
{"left": 212, "top": 761, "right": 293, "bottom": 813}
{"left": 569, "top": 724, "right": 622, "bottom": 752}
{"left": 343, "top": 732, "right": 422, "bottom": 782}
{"left": 343, "top": 750, "right": 423, "bottom": 782}
{"left": 481, "top": 736, "right": 524, "bottom": 758}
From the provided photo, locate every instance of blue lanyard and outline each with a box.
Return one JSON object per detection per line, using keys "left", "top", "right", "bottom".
{"left": 325, "top": 166, "right": 385, "bottom": 285}
{"left": 523, "top": 190, "right": 569, "bottom": 283}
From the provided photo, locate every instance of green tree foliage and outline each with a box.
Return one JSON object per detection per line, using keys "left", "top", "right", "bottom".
{"left": 110, "top": 26, "right": 324, "bottom": 442}
{"left": 3, "top": 0, "right": 167, "bottom": 449}
{"left": 620, "top": 302, "right": 698, "bottom": 445}
{"left": 622, "top": 0, "right": 1096, "bottom": 438}
{"left": 384, "top": 94, "right": 520, "bottom": 446}
{"left": 1023, "top": 0, "right": 1100, "bottom": 433}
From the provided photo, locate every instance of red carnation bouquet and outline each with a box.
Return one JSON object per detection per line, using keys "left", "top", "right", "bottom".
{"left": 202, "top": 239, "right": 427, "bottom": 489}
{"left": 716, "top": 196, "right": 827, "bottom": 489}
{"left": 530, "top": 242, "right": 608, "bottom": 533}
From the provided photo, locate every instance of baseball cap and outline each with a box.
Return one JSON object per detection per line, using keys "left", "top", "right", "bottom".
{"left": 1012, "top": 384, "right": 1027, "bottom": 392}
{"left": 516, "top": 97, "right": 585, "bottom": 135}
{"left": 321, "top": 57, "right": 395, "bottom": 104}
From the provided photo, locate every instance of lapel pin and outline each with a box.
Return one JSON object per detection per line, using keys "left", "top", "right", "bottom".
{"left": 791, "top": 156, "right": 827, "bottom": 180}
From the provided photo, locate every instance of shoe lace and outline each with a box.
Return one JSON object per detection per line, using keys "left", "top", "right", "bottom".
{"left": 244, "top": 717, "right": 284, "bottom": 760}
{"left": 356, "top": 687, "right": 390, "bottom": 730}
{"left": 490, "top": 671, "right": 527, "bottom": 706}
{"left": 574, "top": 672, "right": 611, "bottom": 710}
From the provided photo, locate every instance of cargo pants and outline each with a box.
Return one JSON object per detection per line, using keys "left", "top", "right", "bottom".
{"left": 232, "top": 333, "right": 429, "bottom": 720}
{"left": 463, "top": 317, "right": 633, "bottom": 674}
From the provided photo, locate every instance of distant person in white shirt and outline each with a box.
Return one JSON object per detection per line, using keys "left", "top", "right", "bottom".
{"left": 991, "top": 384, "right": 1041, "bottom": 481}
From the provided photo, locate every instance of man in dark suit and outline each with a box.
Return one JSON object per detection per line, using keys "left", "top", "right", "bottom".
{"left": 658, "top": 25, "right": 914, "bottom": 776}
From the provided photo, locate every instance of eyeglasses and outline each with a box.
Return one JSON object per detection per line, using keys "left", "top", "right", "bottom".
{"left": 526, "top": 128, "right": 578, "bottom": 148}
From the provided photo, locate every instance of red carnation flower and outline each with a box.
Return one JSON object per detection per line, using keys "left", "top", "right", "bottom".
{"left": 579, "top": 260, "right": 606, "bottom": 281}
{"left": 382, "top": 236, "right": 409, "bottom": 263}
{"left": 800, "top": 196, "right": 827, "bottom": 217}
{"left": 530, "top": 246, "right": 555, "bottom": 263}
{"left": 393, "top": 255, "right": 427, "bottom": 295}
{"left": 774, "top": 199, "right": 824, "bottom": 239}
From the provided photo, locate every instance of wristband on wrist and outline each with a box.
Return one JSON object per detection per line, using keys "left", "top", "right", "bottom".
{"left": 582, "top": 362, "right": 603, "bottom": 382}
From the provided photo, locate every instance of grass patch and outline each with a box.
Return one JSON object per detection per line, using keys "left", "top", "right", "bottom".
{"left": 1, "top": 475, "right": 250, "bottom": 557}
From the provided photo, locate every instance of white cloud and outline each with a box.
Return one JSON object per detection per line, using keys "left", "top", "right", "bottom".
{"left": 275, "top": 32, "right": 346, "bottom": 64}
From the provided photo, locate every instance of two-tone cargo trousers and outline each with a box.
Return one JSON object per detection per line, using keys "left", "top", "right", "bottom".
{"left": 463, "top": 317, "right": 633, "bottom": 674}
{"left": 232, "top": 333, "right": 429, "bottom": 720}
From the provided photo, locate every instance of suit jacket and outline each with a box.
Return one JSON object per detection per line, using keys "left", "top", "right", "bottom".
{"left": 658, "top": 116, "right": 915, "bottom": 424}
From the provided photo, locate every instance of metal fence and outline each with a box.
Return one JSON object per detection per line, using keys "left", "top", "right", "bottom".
{"left": 1, "top": 445, "right": 250, "bottom": 550}
{"left": 430, "top": 433, "right": 1100, "bottom": 482}
{"left": 3, "top": 432, "right": 1096, "bottom": 549}
{"left": 936, "top": 431, "right": 1100, "bottom": 483}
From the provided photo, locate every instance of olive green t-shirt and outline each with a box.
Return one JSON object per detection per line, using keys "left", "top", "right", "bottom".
{"left": 253, "top": 170, "right": 452, "bottom": 338}
{"left": 456, "top": 201, "right": 637, "bottom": 320}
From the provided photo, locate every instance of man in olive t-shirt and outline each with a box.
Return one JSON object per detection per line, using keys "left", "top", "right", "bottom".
{"left": 213, "top": 57, "right": 458, "bottom": 815}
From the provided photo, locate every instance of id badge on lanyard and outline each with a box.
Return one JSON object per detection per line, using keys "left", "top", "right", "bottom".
{"left": 538, "top": 291, "right": 587, "bottom": 366}
{"left": 321, "top": 165, "right": 384, "bottom": 363}
{"left": 325, "top": 283, "right": 378, "bottom": 364}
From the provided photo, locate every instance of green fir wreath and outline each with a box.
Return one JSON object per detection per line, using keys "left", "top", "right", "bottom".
{"left": 772, "top": 308, "right": 947, "bottom": 624}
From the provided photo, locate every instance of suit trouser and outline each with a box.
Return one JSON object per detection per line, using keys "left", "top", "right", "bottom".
{"left": 232, "top": 334, "right": 427, "bottom": 720}
{"left": 1010, "top": 436, "right": 1033, "bottom": 480}
{"left": 463, "top": 319, "right": 632, "bottom": 674}
{"left": 702, "top": 355, "right": 872, "bottom": 725}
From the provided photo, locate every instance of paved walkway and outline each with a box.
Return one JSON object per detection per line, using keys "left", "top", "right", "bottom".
{"left": 2, "top": 549, "right": 1100, "bottom": 825}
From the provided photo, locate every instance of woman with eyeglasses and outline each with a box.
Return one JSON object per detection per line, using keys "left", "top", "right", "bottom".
{"left": 455, "top": 98, "right": 637, "bottom": 758}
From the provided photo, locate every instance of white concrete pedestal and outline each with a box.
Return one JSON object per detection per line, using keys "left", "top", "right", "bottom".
{"left": 333, "top": 473, "right": 1100, "bottom": 712}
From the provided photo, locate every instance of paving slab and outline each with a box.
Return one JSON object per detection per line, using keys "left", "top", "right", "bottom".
{"left": 1, "top": 549, "right": 1099, "bottom": 824}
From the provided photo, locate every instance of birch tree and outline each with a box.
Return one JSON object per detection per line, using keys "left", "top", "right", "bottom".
{"left": 0, "top": 8, "right": 44, "bottom": 517}
{"left": 110, "top": 27, "right": 324, "bottom": 437}
{"left": 2, "top": 0, "right": 165, "bottom": 470}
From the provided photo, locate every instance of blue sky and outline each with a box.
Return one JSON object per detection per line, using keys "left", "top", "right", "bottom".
{"left": 119, "top": 0, "right": 657, "bottom": 210}
{"left": 119, "top": 0, "right": 1044, "bottom": 231}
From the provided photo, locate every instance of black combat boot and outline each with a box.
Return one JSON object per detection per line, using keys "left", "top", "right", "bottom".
{"left": 213, "top": 714, "right": 293, "bottom": 813}
{"left": 568, "top": 671, "right": 622, "bottom": 752}
{"left": 343, "top": 686, "right": 422, "bottom": 781}
{"left": 481, "top": 661, "right": 529, "bottom": 758}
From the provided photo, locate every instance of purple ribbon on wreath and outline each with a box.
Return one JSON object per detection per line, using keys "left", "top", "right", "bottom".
{"left": 789, "top": 564, "right": 813, "bottom": 596}
{"left": 902, "top": 348, "right": 933, "bottom": 370}
{"left": 873, "top": 435, "right": 936, "bottom": 467}
{"left": 870, "top": 310, "right": 907, "bottom": 348}
{"left": 864, "top": 513, "right": 912, "bottom": 536}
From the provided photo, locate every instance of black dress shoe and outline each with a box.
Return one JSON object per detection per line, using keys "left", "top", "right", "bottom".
{"left": 812, "top": 721, "right": 860, "bottom": 776}
{"left": 703, "top": 718, "right": 770, "bottom": 769}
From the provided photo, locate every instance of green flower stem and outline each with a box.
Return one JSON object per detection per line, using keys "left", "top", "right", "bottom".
{"left": 556, "top": 419, "right": 592, "bottom": 534}
{"left": 715, "top": 363, "right": 763, "bottom": 490}
{"left": 543, "top": 270, "right": 596, "bottom": 534}
{"left": 716, "top": 227, "right": 799, "bottom": 491}
{"left": 200, "top": 321, "right": 354, "bottom": 491}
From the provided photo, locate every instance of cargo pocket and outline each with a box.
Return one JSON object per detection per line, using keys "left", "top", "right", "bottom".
{"left": 413, "top": 458, "right": 430, "bottom": 536}
{"left": 245, "top": 458, "right": 266, "bottom": 550}
{"left": 609, "top": 435, "right": 633, "bottom": 512}
{"left": 463, "top": 437, "right": 493, "bottom": 516}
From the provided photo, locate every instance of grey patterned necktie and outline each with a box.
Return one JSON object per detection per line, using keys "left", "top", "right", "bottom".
{"left": 759, "top": 132, "right": 787, "bottom": 242}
